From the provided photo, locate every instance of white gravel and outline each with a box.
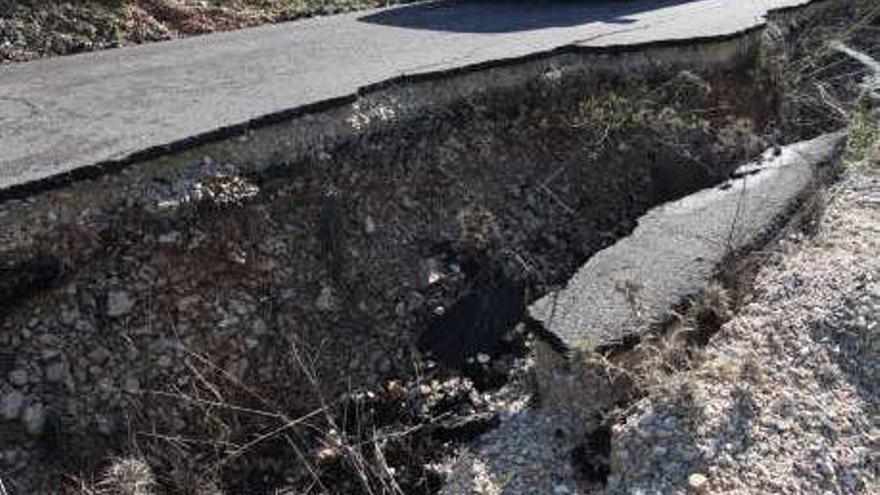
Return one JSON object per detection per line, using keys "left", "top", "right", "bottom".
{"left": 438, "top": 353, "right": 593, "bottom": 495}
{"left": 610, "top": 168, "right": 880, "bottom": 494}
{"left": 441, "top": 410, "right": 587, "bottom": 495}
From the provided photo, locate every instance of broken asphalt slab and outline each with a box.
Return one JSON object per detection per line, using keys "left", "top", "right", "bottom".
{"left": 1, "top": 0, "right": 816, "bottom": 194}
{"left": 529, "top": 132, "right": 846, "bottom": 353}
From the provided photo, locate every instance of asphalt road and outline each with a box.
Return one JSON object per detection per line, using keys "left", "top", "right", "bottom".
{"left": 0, "top": 0, "right": 812, "bottom": 192}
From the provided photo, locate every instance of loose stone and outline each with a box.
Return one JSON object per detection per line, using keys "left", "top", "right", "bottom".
{"left": 107, "top": 290, "right": 135, "bottom": 317}
{"left": 1, "top": 391, "right": 25, "bottom": 420}
{"left": 23, "top": 402, "right": 46, "bottom": 436}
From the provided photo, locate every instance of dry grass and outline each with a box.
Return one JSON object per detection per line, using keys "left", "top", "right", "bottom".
{"left": 95, "top": 458, "right": 157, "bottom": 495}
{"left": 60, "top": 335, "right": 455, "bottom": 495}
{"left": 612, "top": 282, "right": 731, "bottom": 399}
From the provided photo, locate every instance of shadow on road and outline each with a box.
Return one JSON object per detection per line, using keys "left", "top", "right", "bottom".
{"left": 360, "top": 0, "right": 700, "bottom": 33}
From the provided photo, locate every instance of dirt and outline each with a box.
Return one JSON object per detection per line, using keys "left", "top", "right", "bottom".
{"left": 0, "top": 0, "right": 413, "bottom": 63}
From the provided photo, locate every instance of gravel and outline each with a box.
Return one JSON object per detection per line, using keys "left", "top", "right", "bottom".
{"left": 22, "top": 402, "right": 45, "bottom": 436}
{"left": 106, "top": 290, "right": 135, "bottom": 318}
{"left": 44, "top": 362, "right": 66, "bottom": 383}
{"left": 7, "top": 370, "right": 27, "bottom": 387}
{"left": 609, "top": 169, "right": 880, "bottom": 494}
{"left": 439, "top": 352, "right": 592, "bottom": 495}
{"left": 442, "top": 410, "right": 587, "bottom": 495}
{"left": 0, "top": 391, "right": 24, "bottom": 420}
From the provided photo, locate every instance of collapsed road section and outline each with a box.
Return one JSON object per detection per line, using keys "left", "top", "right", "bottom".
{"left": 530, "top": 131, "right": 845, "bottom": 418}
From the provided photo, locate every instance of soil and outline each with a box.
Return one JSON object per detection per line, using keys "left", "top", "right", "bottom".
{"left": 0, "top": 0, "right": 413, "bottom": 63}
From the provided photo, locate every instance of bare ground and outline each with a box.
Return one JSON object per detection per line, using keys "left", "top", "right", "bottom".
{"left": 0, "top": 0, "right": 411, "bottom": 63}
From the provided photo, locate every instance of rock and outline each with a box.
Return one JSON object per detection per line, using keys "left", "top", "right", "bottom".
{"left": 217, "top": 314, "right": 240, "bottom": 329}
{"left": 60, "top": 308, "right": 79, "bottom": 325}
{"left": 40, "top": 350, "right": 60, "bottom": 361}
{"left": 277, "top": 287, "right": 302, "bottom": 302}
{"left": 75, "top": 319, "right": 94, "bottom": 332}
{"left": 157, "top": 231, "right": 181, "bottom": 244}
{"left": 230, "top": 299, "right": 251, "bottom": 316}
{"left": 553, "top": 484, "right": 571, "bottom": 494}
{"left": 95, "top": 414, "right": 115, "bottom": 436}
{"left": 229, "top": 358, "right": 249, "bottom": 381}
{"left": 124, "top": 377, "right": 140, "bottom": 393}
{"left": 8, "top": 369, "right": 27, "bottom": 387}
{"left": 1, "top": 391, "right": 25, "bottom": 420}
{"left": 315, "top": 286, "right": 337, "bottom": 312}
{"left": 176, "top": 295, "right": 200, "bottom": 312}
{"left": 0, "top": 449, "right": 12, "bottom": 463}
{"left": 401, "top": 195, "right": 417, "bottom": 210}
{"left": 818, "top": 458, "right": 836, "bottom": 479}
{"left": 688, "top": 473, "right": 708, "bottom": 491}
{"left": 44, "top": 362, "right": 66, "bottom": 383}
{"left": 251, "top": 318, "right": 268, "bottom": 334}
{"left": 424, "top": 257, "right": 445, "bottom": 286}
{"left": 23, "top": 402, "right": 45, "bottom": 435}
{"left": 107, "top": 290, "right": 135, "bottom": 317}
{"left": 88, "top": 347, "right": 111, "bottom": 364}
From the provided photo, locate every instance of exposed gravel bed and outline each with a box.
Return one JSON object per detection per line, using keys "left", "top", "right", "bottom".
{"left": 438, "top": 352, "right": 592, "bottom": 495}
{"left": 440, "top": 410, "right": 586, "bottom": 495}
{"left": 609, "top": 167, "right": 880, "bottom": 494}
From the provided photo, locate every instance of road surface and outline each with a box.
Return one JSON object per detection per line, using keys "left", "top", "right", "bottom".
{"left": 0, "top": 0, "right": 813, "bottom": 192}
{"left": 529, "top": 132, "right": 844, "bottom": 352}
